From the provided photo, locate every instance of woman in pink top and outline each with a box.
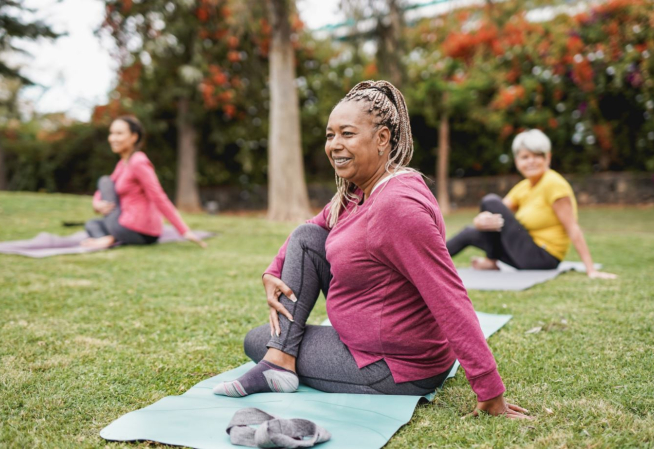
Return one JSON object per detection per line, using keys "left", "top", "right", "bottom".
{"left": 213, "top": 82, "right": 530, "bottom": 419}
{"left": 82, "top": 116, "right": 205, "bottom": 249}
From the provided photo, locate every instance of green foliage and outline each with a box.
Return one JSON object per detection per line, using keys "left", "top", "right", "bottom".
{"left": 5, "top": 0, "right": 654, "bottom": 195}
{"left": 404, "top": 0, "right": 654, "bottom": 176}
{"left": 1, "top": 120, "right": 115, "bottom": 193}
{"left": 1, "top": 192, "right": 654, "bottom": 447}
{"left": 0, "top": 0, "right": 60, "bottom": 83}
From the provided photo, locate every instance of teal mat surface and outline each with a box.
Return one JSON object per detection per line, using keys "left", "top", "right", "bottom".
{"left": 100, "top": 311, "right": 512, "bottom": 449}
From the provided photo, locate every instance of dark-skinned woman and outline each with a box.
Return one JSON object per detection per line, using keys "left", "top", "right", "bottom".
{"left": 213, "top": 81, "right": 531, "bottom": 420}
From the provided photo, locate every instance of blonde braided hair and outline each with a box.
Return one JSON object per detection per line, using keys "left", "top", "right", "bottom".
{"left": 327, "top": 80, "right": 415, "bottom": 228}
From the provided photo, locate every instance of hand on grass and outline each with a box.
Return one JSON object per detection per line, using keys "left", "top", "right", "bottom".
{"left": 473, "top": 211, "right": 504, "bottom": 232}
{"left": 467, "top": 393, "right": 533, "bottom": 420}
{"left": 263, "top": 274, "right": 296, "bottom": 337}
{"left": 184, "top": 230, "right": 207, "bottom": 248}
{"left": 94, "top": 200, "right": 115, "bottom": 216}
{"left": 587, "top": 269, "right": 617, "bottom": 279}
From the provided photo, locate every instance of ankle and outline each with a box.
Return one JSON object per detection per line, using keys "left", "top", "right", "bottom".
{"left": 263, "top": 349, "right": 296, "bottom": 373}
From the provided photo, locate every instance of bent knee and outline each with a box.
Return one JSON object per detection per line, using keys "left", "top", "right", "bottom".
{"left": 84, "top": 219, "right": 100, "bottom": 233}
{"left": 97, "top": 175, "right": 113, "bottom": 189}
{"left": 480, "top": 193, "right": 503, "bottom": 211}
{"left": 243, "top": 325, "right": 270, "bottom": 362}
{"left": 289, "top": 223, "right": 328, "bottom": 245}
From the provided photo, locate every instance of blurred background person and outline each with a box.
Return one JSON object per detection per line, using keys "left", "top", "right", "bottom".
{"left": 82, "top": 116, "right": 205, "bottom": 249}
{"left": 446, "top": 129, "right": 615, "bottom": 279}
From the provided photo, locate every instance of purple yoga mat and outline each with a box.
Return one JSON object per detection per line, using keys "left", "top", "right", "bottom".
{"left": 0, "top": 226, "right": 214, "bottom": 258}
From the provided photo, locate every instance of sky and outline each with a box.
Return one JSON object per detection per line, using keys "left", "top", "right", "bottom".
{"left": 13, "top": 0, "right": 343, "bottom": 121}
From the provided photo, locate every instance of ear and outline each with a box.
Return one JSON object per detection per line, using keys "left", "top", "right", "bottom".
{"left": 376, "top": 126, "right": 391, "bottom": 152}
{"left": 545, "top": 152, "right": 552, "bottom": 166}
{"left": 128, "top": 131, "right": 140, "bottom": 147}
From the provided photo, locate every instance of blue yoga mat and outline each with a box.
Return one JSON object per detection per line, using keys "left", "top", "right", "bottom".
{"left": 100, "top": 311, "right": 512, "bottom": 449}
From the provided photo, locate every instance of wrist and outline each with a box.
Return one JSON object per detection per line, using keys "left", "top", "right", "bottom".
{"left": 477, "top": 393, "right": 507, "bottom": 415}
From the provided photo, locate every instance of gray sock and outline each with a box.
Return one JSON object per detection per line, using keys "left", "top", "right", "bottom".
{"left": 213, "top": 361, "right": 298, "bottom": 397}
{"left": 226, "top": 407, "right": 331, "bottom": 448}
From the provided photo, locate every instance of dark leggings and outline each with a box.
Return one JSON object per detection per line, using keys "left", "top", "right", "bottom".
{"left": 84, "top": 176, "right": 158, "bottom": 245}
{"left": 446, "top": 194, "right": 560, "bottom": 270}
{"left": 244, "top": 224, "right": 452, "bottom": 395}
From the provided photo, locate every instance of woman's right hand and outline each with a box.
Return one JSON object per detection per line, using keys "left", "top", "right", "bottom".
{"left": 263, "top": 274, "right": 297, "bottom": 337}
{"left": 94, "top": 200, "right": 115, "bottom": 216}
{"left": 587, "top": 269, "right": 617, "bottom": 279}
{"left": 473, "top": 211, "right": 504, "bottom": 231}
{"left": 183, "top": 230, "right": 208, "bottom": 248}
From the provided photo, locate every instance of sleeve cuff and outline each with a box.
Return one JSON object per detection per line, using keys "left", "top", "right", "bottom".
{"left": 263, "top": 266, "right": 281, "bottom": 279}
{"left": 469, "top": 368, "right": 506, "bottom": 402}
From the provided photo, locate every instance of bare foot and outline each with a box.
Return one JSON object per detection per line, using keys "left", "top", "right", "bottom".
{"left": 471, "top": 257, "right": 500, "bottom": 271}
{"left": 80, "top": 236, "right": 116, "bottom": 249}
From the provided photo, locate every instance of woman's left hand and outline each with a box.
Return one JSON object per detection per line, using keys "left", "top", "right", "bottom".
{"left": 587, "top": 269, "right": 617, "bottom": 279}
{"left": 184, "top": 230, "right": 207, "bottom": 248}
{"left": 468, "top": 393, "right": 533, "bottom": 420}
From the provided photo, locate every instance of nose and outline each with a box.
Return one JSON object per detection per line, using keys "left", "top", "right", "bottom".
{"left": 328, "top": 135, "right": 345, "bottom": 152}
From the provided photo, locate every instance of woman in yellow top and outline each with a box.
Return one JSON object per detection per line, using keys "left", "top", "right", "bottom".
{"left": 447, "top": 129, "right": 616, "bottom": 279}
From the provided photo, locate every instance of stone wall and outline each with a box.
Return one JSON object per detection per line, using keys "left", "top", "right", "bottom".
{"left": 446, "top": 172, "right": 654, "bottom": 208}
{"left": 199, "top": 172, "right": 654, "bottom": 212}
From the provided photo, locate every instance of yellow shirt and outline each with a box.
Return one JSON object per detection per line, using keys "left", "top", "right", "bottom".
{"left": 505, "top": 170, "right": 577, "bottom": 260}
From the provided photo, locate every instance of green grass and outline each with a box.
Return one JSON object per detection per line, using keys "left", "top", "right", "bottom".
{"left": 1, "top": 191, "right": 653, "bottom": 448}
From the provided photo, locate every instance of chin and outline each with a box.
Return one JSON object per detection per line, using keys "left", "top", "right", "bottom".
{"left": 335, "top": 169, "right": 355, "bottom": 182}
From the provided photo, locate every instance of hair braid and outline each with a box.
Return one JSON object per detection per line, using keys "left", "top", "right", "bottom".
{"left": 327, "top": 80, "right": 415, "bottom": 227}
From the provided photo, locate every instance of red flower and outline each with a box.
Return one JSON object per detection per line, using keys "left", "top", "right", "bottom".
{"left": 593, "top": 124, "right": 613, "bottom": 150}
{"left": 197, "top": 7, "right": 210, "bottom": 23}
{"left": 548, "top": 118, "right": 559, "bottom": 129}
{"left": 228, "top": 51, "right": 241, "bottom": 63}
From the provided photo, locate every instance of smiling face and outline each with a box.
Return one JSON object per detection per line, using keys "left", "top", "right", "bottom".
{"left": 325, "top": 101, "right": 390, "bottom": 190}
{"left": 514, "top": 148, "right": 551, "bottom": 182}
{"left": 108, "top": 119, "right": 139, "bottom": 156}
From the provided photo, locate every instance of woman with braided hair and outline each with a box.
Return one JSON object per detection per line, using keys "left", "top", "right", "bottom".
{"left": 214, "top": 81, "right": 530, "bottom": 419}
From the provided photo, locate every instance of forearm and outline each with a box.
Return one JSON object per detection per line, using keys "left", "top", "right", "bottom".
{"left": 569, "top": 224, "right": 594, "bottom": 271}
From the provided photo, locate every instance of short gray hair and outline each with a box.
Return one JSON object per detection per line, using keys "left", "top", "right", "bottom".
{"left": 512, "top": 129, "right": 551, "bottom": 156}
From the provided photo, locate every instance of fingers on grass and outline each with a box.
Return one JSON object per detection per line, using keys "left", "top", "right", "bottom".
{"left": 508, "top": 403, "right": 529, "bottom": 414}
{"left": 506, "top": 411, "right": 534, "bottom": 420}
{"left": 462, "top": 409, "right": 480, "bottom": 419}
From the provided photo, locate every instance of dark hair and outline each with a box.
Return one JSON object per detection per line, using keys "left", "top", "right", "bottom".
{"left": 114, "top": 115, "right": 145, "bottom": 147}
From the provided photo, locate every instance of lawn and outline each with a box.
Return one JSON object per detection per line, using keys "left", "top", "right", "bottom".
{"left": 1, "top": 191, "right": 653, "bottom": 448}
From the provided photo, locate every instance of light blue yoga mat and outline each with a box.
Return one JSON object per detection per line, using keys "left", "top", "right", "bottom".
{"left": 100, "top": 311, "right": 512, "bottom": 449}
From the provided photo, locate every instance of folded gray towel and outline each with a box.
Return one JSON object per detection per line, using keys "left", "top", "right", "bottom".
{"left": 226, "top": 407, "right": 331, "bottom": 448}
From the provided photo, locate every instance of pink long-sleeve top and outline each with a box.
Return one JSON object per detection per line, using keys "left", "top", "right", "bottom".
{"left": 93, "top": 152, "right": 189, "bottom": 237}
{"left": 265, "top": 173, "right": 505, "bottom": 401}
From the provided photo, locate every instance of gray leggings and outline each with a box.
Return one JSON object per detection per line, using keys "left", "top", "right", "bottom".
{"left": 244, "top": 224, "right": 452, "bottom": 395}
{"left": 446, "top": 194, "right": 560, "bottom": 270}
{"left": 85, "top": 176, "right": 158, "bottom": 245}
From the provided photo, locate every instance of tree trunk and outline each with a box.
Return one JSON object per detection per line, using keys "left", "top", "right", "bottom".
{"left": 0, "top": 143, "right": 7, "bottom": 190}
{"left": 175, "top": 96, "right": 203, "bottom": 212}
{"left": 437, "top": 101, "right": 451, "bottom": 215}
{"left": 376, "top": 0, "right": 405, "bottom": 88}
{"left": 266, "top": 0, "right": 311, "bottom": 222}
